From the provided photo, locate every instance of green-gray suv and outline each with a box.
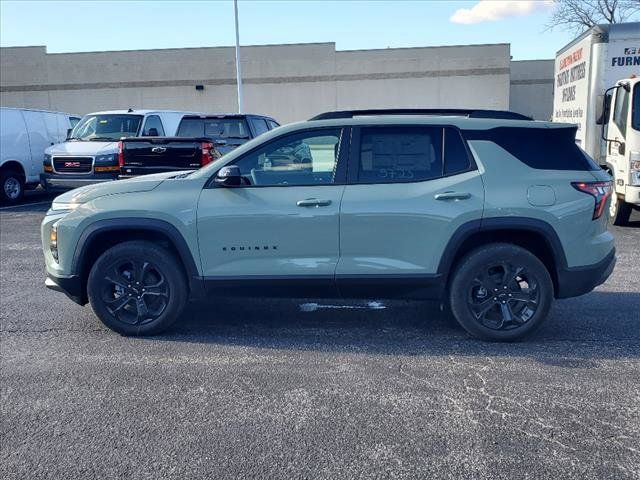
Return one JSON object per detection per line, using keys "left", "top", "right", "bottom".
{"left": 41, "top": 109, "right": 616, "bottom": 341}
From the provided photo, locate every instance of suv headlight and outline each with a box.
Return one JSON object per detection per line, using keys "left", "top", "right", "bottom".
{"left": 50, "top": 201, "right": 83, "bottom": 212}
{"left": 50, "top": 223, "right": 59, "bottom": 262}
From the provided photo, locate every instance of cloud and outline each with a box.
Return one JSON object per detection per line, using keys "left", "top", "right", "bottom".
{"left": 450, "top": 0, "right": 554, "bottom": 25}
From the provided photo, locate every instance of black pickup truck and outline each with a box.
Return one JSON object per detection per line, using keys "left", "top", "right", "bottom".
{"left": 119, "top": 113, "right": 279, "bottom": 177}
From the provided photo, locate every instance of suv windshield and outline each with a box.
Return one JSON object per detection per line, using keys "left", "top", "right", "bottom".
{"left": 70, "top": 114, "right": 143, "bottom": 141}
{"left": 633, "top": 83, "right": 639, "bottom": 131}
{"left": 177, "top": 117, "right": 250, "bottom": 140}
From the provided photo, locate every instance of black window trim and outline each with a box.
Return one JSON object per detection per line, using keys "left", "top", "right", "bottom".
{"left": 205, "top": 126, "right": 351, "bottom": 189}
{"left": 347, "top": 124, "right": 477, "bottom": 185}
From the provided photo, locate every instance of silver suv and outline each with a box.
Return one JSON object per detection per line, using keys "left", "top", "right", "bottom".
{"left": 41, "top": 109, "right": 616, "bottom": 341}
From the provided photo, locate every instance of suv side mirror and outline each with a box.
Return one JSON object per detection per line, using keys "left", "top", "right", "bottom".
{"left": 215, "top": 165, "right": 242, "bottom": 187}
{"left": 66, "top": 128, "right": 73, "bottom": 140}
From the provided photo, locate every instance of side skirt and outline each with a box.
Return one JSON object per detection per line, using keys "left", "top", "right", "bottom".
{"left": 198, "top": 274, "right": 445, "bottom": 300}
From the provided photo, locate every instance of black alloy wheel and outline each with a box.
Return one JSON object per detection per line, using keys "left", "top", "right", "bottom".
{"left": 88, "top": 241, "right": 187, "bottom": 335}
{"left": 101, "top": 259, "right": 170, "bottom": 326}
{"left": 467, "top": 262, "right": 540, "bottom": 331}
{"left": 449, "top": 243, "right": 553, "bottom": 341}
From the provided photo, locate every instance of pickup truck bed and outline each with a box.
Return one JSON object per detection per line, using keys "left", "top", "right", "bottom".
{"left": 119, "top": 137, "right": 219, "bottom": 177}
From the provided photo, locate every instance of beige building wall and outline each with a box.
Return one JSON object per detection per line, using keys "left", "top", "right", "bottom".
{"left": 1, "top": 42, "right": 512, "bottom": 123}
{"left": 509, "top": 59, "right": 555, "bottom": 120}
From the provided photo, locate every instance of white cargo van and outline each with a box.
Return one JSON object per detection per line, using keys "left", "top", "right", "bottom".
{"left": 553, "top": 22, "right": 640, "bottom": 225}
{"left": 41, "top": 109, "right": 197, "bottom": 192}
{"left": 0, "top": 107, "right": 80, "bottom": 203}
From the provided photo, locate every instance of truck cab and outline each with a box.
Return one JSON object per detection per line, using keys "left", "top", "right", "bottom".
{"left": 602, "top": 77, "right": 640, "bottom": 224}
{"left": 552, "top": 22, "right": 640, "bottom": 225}
{"left": 41, "top": 109, "right": 196, "bottom": 191}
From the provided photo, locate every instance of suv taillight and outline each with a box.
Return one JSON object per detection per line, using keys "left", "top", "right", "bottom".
{"left": 571, "top": 181, "right": 613, "bottom": 220}
{"left": 201, "top": 142, "right": 214, "bottom": 166}
{"left": 118, "top": 140, "right": 124, "bottom": 168}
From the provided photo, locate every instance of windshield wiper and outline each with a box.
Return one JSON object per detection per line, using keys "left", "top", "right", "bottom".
{"left": 87, "top": 137, "right": 118, "bottom": 141}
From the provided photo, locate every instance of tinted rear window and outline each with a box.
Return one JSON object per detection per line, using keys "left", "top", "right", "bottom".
{"left": 463, "top": 126, "right": 599, "bottom": 171}
{"left": 177, "top": 117, "right": 250, "bottom": 139}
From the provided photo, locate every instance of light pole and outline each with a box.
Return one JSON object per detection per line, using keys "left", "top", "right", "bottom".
{"left": 234, "top": 0, "right": 244, "bottom": 113}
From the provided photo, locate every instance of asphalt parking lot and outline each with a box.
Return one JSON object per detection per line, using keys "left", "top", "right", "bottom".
{"left": 1, "top": 191, "right": 639, "bottom": 480}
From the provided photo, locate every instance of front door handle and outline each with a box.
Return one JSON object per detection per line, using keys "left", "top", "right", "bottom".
{"left": 297, "top": 198, "right": 332, "bottom": 207}
{"left": 434, "top": 191, "right": 471, "bottom": 201}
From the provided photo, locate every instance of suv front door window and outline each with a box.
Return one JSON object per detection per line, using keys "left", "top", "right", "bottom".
{"left": 233, "top": 130, "right": 342, "bottom": 186}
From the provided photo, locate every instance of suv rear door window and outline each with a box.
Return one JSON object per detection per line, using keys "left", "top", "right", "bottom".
{"left": 267, "top": 120, "right": 280, "bottom": 130}
{"left": 357, "top": 127, "right": 443, "bottom": 183}
{"left": 233, "top": 129, "right": 342, "bottom": 186}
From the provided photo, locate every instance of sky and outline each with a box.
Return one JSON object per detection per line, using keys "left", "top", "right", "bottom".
{"left": 0, "top": 0, "right": 637, "bottom": 60}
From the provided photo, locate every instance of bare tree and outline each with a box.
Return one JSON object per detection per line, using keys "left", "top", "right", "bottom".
{"left": 547, "top": 0, "right": 640, "bottom": 33}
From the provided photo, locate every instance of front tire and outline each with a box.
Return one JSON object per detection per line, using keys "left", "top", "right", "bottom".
{"left": 609, "top": 194, "right": 632, "bottom": 226}
{"left": 87, "top": 241, "right": 188, "bottom": 335}
{"left": 449, "top": 243, "right": 553, "bottom": 342}
{"left": 1, "top": 170, "right": 24, "bottom": 204}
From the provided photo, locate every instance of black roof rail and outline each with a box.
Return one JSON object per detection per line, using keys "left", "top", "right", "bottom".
{"left": 309, "top": 109, "right": 533, "bottom": 121}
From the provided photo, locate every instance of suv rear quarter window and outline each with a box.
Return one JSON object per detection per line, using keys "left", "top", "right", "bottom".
{"left": 463, "top": 126, "right": 599, "bottom": 171}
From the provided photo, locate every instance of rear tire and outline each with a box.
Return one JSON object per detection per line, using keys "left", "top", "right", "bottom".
{"left": 87, "top": 241, "right": 188, "bottom": 336}
{"left": 1, "top": 170, "right": 24, "bottom": 204}
{"left": 609, "top": 194, "right": 632, "bottom": 226}
{"left": 449, "top": 243, "right": 553, "bottom": 342}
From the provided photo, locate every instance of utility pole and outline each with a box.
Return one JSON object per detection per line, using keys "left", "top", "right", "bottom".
{"left": 234, "top": 0, "right": 244, "bottom": 113}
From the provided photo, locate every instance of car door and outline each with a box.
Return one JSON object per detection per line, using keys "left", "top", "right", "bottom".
{"left": 607, "top": 85, "right": 630, "bottom": 188}
{"left": 336, "top": 125, "right": 485, "bottom": 299}
{"left": 196, "top": 127, "right": 349, "bottom": 296}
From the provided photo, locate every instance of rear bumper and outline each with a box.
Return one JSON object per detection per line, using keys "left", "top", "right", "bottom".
{"left": 45, "top": 273, "right": 86, "bottom": 305}
{"left": 40, "top": 173, "right": 118, "bottom": 191}
{"left": 556, "top": 248, "right": 616, "bottom": 299}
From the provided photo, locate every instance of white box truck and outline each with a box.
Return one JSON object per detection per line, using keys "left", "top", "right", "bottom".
{"left": 553, "top": 22, "right": 640, "bottom": 225}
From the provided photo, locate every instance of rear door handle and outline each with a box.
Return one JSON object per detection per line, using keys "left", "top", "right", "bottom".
{"left": 434, "top": 191, "right": 471, "bottom": 201}
{"left": 297, "top": 198, "right": 332, "bottom": 207}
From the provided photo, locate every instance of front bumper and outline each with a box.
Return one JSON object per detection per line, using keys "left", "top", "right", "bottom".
{"left": 556, "top": 248, "right": 616, "bottom": 299}
{"left": 624, "top": 185, "right": 640, "bottom": 207}
{"left": 40, "top": 173, "right": 118, "bottom": 191}
{"left": 45, "top": 273, "right": 87, "bottom": 305}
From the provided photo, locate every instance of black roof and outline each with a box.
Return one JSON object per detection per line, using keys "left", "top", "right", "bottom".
{"left": 309, "top": 109, "right": 533, "bottom": 121}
